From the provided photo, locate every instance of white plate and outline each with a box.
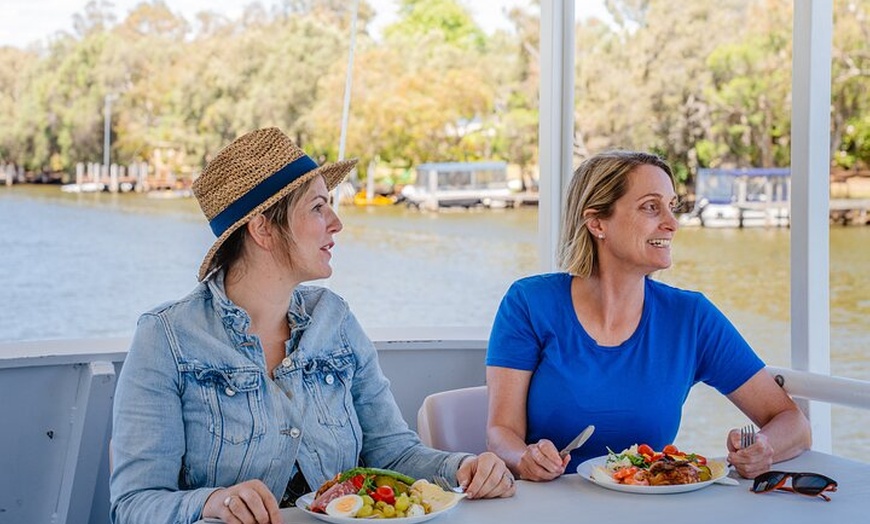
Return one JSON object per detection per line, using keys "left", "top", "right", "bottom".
{"left": 296, "top": 492, "right": 459, "bottom": 523}
{"left": 576, "top": 455, "right": 729, "bottom": 495}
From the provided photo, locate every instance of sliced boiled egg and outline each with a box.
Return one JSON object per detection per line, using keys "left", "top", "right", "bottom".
{"left": 325, "top": 494, "right": 364, "bottom": 517}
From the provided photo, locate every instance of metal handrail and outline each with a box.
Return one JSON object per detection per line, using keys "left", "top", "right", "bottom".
{"left": 767, "top": 366, "right": 870, "bottom": 410}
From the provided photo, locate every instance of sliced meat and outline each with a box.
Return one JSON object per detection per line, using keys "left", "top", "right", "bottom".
{"left": 310, "top": 479, "right": 359, "bottom": 513}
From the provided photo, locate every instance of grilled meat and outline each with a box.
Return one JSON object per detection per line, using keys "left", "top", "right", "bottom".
{"left": 648, "top": 459, "right": 701, "bottom": 485}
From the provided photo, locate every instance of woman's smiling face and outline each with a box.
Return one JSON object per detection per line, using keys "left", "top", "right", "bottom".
{"left": 597, "top": 164, "right": 679, "bottom": 275}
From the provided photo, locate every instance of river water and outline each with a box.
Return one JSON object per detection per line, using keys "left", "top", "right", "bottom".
{"left": 1, "top": 185, "right": 867, "bottom": 460}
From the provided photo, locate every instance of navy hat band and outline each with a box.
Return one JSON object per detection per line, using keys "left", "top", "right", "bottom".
{"left": 208, "top": 155, "right": 318, "bottom": 237}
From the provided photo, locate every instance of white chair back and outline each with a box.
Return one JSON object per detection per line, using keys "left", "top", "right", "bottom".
{"left": 416, "top": 385, "right": 488, "bottom": 454}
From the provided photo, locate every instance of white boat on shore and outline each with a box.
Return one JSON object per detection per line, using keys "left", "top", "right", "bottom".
{"left": 682, "top": 168, "right": 791, "bottom": 228}
{"left": 145, "top": 188, "right": 193, "bottom": 199}
{"left": 680, "top": 200, "right": 791, "bottom": 228}
{"left": 401, "top": 161, "right": 513, "bottom": 210}
{"left": 61, "top": 182, "right": 106, "bottom": 193}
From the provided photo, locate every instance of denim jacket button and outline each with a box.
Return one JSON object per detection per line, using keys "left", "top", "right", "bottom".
{"left": 282, "top": 357, "right": 293, "bottom": 368}
{"left": 289, "top": 427, "right": 301, "bottom": 438}
{"left": 225, "top": 387, "right": 236, "bottom": 397}
{"left": 325, "top": 374, "right": 334, "bottom": 385}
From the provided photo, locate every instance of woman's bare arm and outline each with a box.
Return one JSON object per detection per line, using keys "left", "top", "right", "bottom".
{"left": 725, "top": 368, "right": 812, "bottom": 478}
{"left": 486, "top": 366, "right": 568, "bottom": 481}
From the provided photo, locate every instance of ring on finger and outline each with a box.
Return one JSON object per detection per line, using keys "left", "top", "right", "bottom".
{"left": 223, "top": 495, "right": 233, "bottom": 508}
{"left": 503, "top": 472, "right": 515, "bottom": 487}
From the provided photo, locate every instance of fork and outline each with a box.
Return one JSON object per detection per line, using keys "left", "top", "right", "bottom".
{"left": 433, "top": 475, "right": 466, "bottom": 494}
{"left": 740, "top": 424, "right": 757, "bottom": 449}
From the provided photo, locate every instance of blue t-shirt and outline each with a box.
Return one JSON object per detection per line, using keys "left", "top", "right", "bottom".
{"left": 486, "top": 273, "right": 764, "bottom": 471}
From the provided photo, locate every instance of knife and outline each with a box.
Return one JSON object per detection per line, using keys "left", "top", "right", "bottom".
{"left": 559, "top": 424, "right": 595, "bottom": 458}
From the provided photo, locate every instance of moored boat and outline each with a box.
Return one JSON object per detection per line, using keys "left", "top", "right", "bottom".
{"left": 401, "top": 161, "right": 512, "bottom": 210}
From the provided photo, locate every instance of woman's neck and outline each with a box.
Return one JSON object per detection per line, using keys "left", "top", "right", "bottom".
{"left": 572, "top": 269, "right": 646, "bottom": 346}
{"left": 225, "top": 263, "right": 296, "bottom": 375}
{"left": 227, "top": 262, "right": 293, "bottom": 317}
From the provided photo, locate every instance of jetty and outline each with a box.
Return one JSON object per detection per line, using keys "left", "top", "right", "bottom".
{"left": 829, "top": 198, "right": 870, "bottom": 225}
{"left": 685, "top": 168, "right": 870, "bottom": 227}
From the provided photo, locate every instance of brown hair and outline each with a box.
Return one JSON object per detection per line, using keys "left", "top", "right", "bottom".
{"left": 208, "top": 176, "right": 319, "bottom": 276}
{"left": 558, "top": 151, "right": 674, "bottom": 277}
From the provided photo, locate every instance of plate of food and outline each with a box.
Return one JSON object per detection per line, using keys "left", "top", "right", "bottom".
{"left": 297, "top": 467, "right": 463, "bottom": 523}
{"left": 576, "top": 443, "right": 729, "bottom": 495}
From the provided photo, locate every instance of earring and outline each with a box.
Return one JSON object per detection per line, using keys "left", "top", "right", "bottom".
{"left": 598, "top": 234, "right": 605, "bottom": 239}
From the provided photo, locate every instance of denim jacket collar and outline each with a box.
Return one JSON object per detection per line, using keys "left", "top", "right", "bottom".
{"left": 205, "top": 270, "right": 312, "bottom": 349}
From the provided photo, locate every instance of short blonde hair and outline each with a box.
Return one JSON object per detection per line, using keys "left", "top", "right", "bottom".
{"left": 558, "top": 151, "right": 674, "bottom": 277}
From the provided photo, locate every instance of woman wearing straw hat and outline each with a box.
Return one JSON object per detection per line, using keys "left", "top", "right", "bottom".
{"left": 110, "top": 128, "right": 515, "bottom": 524}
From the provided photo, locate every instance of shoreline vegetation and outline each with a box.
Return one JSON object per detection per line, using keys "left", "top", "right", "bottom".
{"left": 0, "top": 0, "right": 868, "bottom": 200}
{"left": 4, "top": 163, "right": 870, "bottom": 199}
{"left": 3, "top": 175, "right": 870, "bottom": 227}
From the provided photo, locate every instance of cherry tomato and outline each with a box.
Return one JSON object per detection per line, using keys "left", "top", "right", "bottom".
{"left": 662, "top": 444, "right": 679, "bottom": 455}
{"left": 637, "top": 444, "right": 654, "bottom": 457}
{"left": 350, "top": 474, "right": 366, "bottom": 490}
{"left": 372, "top": 485, "right": 395, "bottom": 505}
{"left": 694, "top": 454, "right": 708, "bottom": 465}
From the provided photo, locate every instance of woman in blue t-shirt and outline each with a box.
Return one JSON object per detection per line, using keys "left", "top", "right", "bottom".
{"left": 485, "top": 151, "right": 811, "bottom": 482}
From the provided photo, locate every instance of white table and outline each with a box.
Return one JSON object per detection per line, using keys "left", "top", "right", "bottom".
{"left": 198, "top": 451, "right": 869, "bottom": 523}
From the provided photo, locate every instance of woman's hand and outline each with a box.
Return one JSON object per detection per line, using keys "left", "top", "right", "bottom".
{"left": 726, "top": 429, "right": 774, "bottom": 479}
{"left": 203, "top": 479, "right": 283, "bottom": 524}
{"left": 725, "top": 369, "right": 812, "bottom": 479}
{"left": 455, "top": 451, "right": 517, "bottom": 499}
{"left": 515, "top": 439, "right": 570, "bottom": 482}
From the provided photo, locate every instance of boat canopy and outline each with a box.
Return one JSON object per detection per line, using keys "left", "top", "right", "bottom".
{"left": 696, "top": 167, "right": 791, "bottom": 206}
{"left": 414, "top": 161, "right": 508, "bottom": 189}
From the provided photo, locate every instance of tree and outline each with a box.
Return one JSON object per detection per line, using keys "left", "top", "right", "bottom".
{"left": 576, "top": 0, "right": 783, "bottom": 186}
{"left": 0, "top": 47, "right": 36, "bottom": 164}
{"left": 307, "top": 0, "right": 497, "bottom": 173}
{"left": 831, "top": 0, "right": 870, "bottom": 170}
{"left": 72, "top": 0, "right": 118, "bottom": 41}
{"left": 386, "top": 0, "right": 486, "bottom": 50}
{"left": 493, "top": 4, "right": 539, "bottom": 179}
{"left": 2, "top": 0, "right": 866, "bottom": 188}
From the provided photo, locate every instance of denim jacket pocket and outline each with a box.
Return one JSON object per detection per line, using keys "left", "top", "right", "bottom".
{"left": 194, "top": 366, "right": 267, "bottom": 444}
{"left": 301, "top": 351, "right": 355, "bottom": 427}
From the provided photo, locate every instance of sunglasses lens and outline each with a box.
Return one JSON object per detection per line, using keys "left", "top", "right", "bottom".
{"left": 793, "top": 475, "right": 833, "bottom": 495}
{"left": 752, "top": 472, "right": 786, "bottom": 493}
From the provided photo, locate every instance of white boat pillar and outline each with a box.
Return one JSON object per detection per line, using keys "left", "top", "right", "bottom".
{"left": 538, "top": 0, "right": 575, "bottom": 272}
{"left": 790, "top": 0, "right": 833, "bottom": 452}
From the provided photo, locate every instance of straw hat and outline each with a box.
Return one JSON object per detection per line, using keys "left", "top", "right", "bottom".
{"left": 192, "top": 127, "right": 357, "bottom": 281}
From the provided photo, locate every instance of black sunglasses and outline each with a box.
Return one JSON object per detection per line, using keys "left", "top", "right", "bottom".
{"left": 751, "top": 471, "right": 838, "bottom": 501}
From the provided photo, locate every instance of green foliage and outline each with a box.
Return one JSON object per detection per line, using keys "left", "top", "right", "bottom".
{"left": 836, "top": 116, "right": 870, "bottom": 169}
{"left": 0, "top": 0, "right": 867, "bottom": 189}
{"left": 831, "top": 0, "right": 870, "bottom": 170}
{"left": 386, "top": 0, "right": 486, "bottom": 50}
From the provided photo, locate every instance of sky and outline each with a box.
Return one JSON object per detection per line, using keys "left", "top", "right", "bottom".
{"left": 0, "top": 0, "right": 611, "bottom": 49}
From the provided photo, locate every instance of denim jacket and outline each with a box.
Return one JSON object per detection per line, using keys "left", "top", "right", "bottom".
{"left": 110, "top": 272, "right": 469, "bottom": 524}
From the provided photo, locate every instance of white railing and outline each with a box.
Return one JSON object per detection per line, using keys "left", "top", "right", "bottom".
{"left": 768, "top": 366, "right": 870, "bottom": 411}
